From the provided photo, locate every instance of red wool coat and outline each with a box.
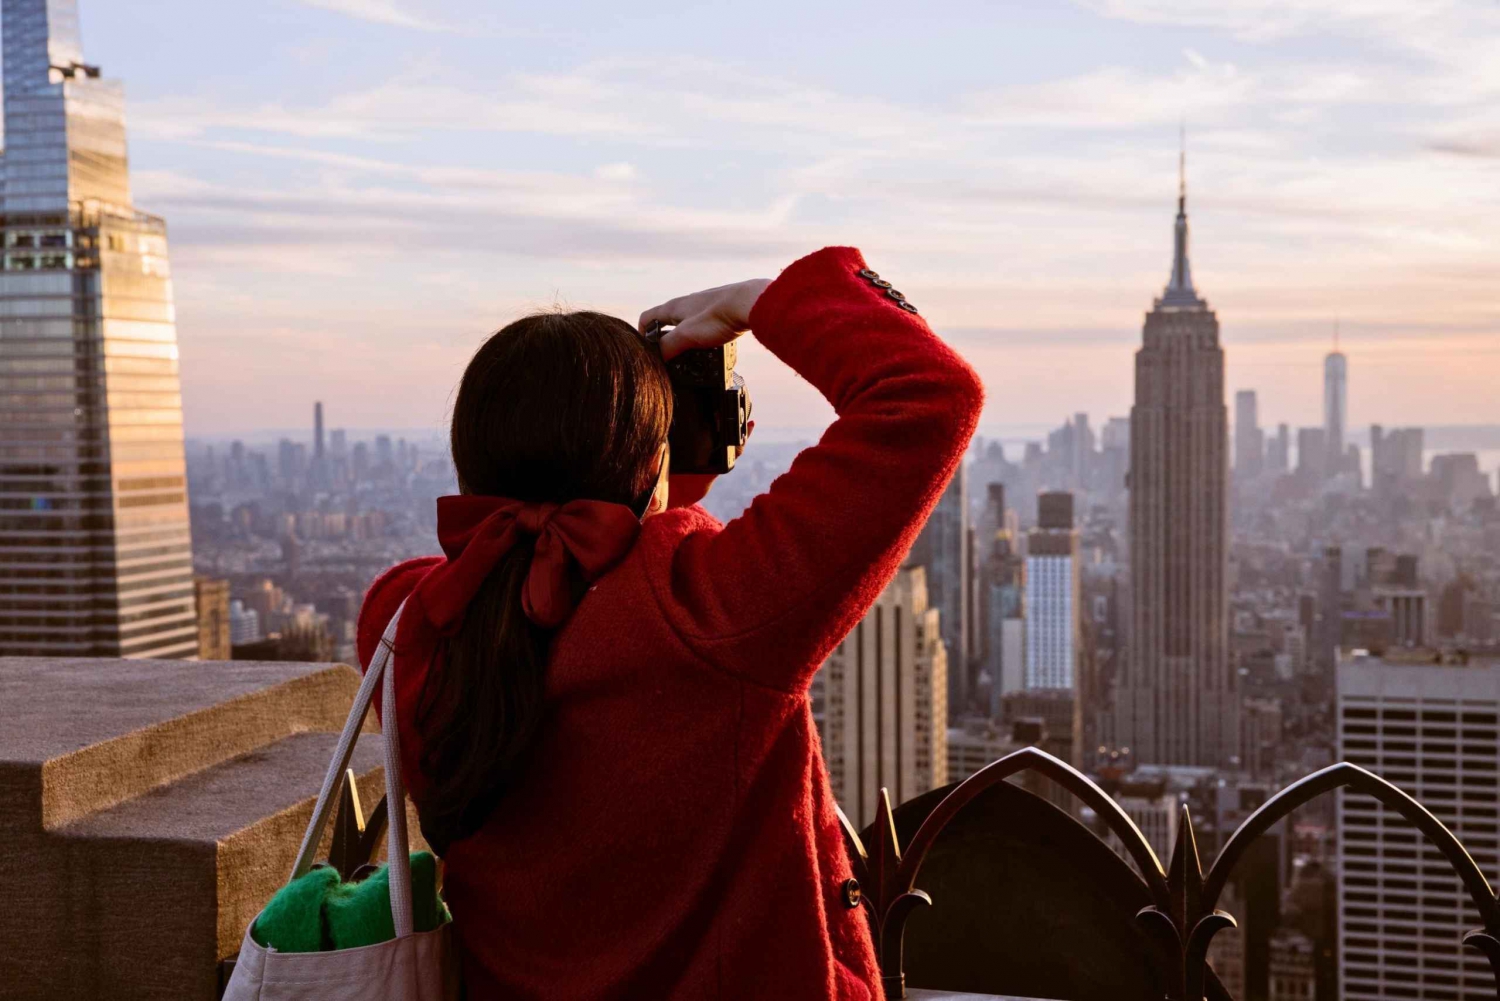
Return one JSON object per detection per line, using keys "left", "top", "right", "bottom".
{"left": 357, "top": 246, "right": 984, "bottom": 1000}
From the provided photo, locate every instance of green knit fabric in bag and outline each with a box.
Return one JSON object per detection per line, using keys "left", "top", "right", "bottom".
{"left": 327, "top": 851, "right": 447, "bottom": 949}
{"left": 250, "top": 866, "right": 340, "bottom": 953}
{"left": 251, "top": 852, "right": 448, "bottom": 953}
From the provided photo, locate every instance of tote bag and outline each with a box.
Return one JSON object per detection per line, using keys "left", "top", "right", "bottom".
{"left": 223, "top": 600, "right": 462, "bottom": 1001}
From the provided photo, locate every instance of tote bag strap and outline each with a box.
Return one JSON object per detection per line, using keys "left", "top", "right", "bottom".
{"left": 288, "top": 599, "right": 415, "bottom": 938}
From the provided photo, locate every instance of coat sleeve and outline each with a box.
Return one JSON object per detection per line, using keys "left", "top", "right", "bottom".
{"left": 647, "top": 246, "right": 984, "bottom": 693}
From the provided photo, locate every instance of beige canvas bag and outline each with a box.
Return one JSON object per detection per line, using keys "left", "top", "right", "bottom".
{"left": 223, "top": 601, "right": 462, "bottom": 1000}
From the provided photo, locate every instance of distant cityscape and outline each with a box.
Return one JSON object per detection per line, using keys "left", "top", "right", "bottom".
{"left": 4, "top": 0, "right": 1500, "bottom": 998}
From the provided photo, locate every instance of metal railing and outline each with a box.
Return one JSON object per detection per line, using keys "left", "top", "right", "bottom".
{"left": 838, "top": 747, "right": 1500, "bottom": 1001}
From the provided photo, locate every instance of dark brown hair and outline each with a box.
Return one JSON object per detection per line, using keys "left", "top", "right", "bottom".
{"left": 416, "top": 311, "right": 671, "bottom": 850}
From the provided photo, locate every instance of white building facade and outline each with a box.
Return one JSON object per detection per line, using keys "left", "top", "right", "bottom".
{"left": 1337, "top": 652, "right": 1500, "bottom": 1000}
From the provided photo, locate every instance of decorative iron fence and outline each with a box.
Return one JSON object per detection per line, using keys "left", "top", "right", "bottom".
{"left": 838, "top": 747, "right": 1500, "bottom": 1001}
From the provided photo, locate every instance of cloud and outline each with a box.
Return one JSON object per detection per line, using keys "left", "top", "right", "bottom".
{"left": 1072, "top": 0, "right": 1460, "bottom": 44}
{"left": 294, "top": 0, "right": 450, "bottom": 32}
{"left": 118, "top": 13, "right": 1500, "bottom": 434}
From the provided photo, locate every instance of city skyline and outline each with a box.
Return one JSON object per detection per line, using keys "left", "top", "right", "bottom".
{"left": 69, "top": 0, "right": 1500, "bottom": 437}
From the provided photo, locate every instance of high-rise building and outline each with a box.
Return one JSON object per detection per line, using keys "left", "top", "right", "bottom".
{"left": 977, "top": 484, "right": 1025, "bottom": 716}
{"left": 1207, "top": 881, "right": 1248, "bottom": 999}
{"left": 1337, "top": 652, "right": 1500, "bottom": 1000}
{"left": 1234, "top": 389, "right": 1264, "bottom": 479}
{"left": 906, "top": 465, "right": 970, "bottom": 708}
{"left": 1297, "top": 427, "right": 1327, "bottom": 482}
{"left": 1269, "top": 929, "right": 1318, "bottom": 1001}
{"left": 1267, "top": 422, "right": 1291, "bottom": 474}
{"left": 314, "top": 401, "right": 325, "bottom": 462}
{"left": 193, "top": 577, "right": 231, "bottom": 661}
{"left": 0, "top": 0, "right": 197, "bottom": 658}
{"left": 1324, "top": 348, "right": 1347, "bottom": 480}
{"left": 1113, "top": 149, "right": 1238, "bottom": 767}
{"left": 813, "top": 566, "right": 949, "bottom": 827}
{"left": 1025, "top": 491, "right": 1080, "bottom": 690}
{"left": 228, "top": 599, "right": 261, "bottom": 646}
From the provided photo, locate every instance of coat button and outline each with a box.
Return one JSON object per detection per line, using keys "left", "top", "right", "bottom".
{"left": 856, "top": 268, "right": 880, "bottom": 280}
{"left": 898, "top": 301, "right": 919, "bottom": 314}
{"left": 885, "top": 288, "right": 906, "bottom": 301}
{"left": 872, "top": 278, "right": 893, "bottom": 289}
{"left": 842, "top": 878, "right": 862, "bottom": 908}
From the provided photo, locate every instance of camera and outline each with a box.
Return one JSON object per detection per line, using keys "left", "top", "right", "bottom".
{"left": 644, "top": 321, "right": 752, "bottom": 475}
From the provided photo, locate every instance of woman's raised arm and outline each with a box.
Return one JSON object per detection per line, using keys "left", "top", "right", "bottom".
{"left": 639, "top": 246, "right": 984, "bottom": 693}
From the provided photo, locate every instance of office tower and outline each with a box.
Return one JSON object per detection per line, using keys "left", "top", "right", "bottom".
{"left": 0, "top": 0, "right": 197, "bottom": 657}
{"left": 314, "top": 401, "right": 325, "bottom": 461}
{"left": 329, "top": 427, "right": 348, "bottom": 459}
{"left": 977, "top": 484, "right": 1025, "bottom": 716}
{"left": 1324, "top": 347, "right": 1347, "bottom": 480}
{"left": 1366, "top": 553, "right": 1427, "bottom": 649}
{"left": 1317, "top": 546, "right": 1344, "bottom": 676}
{"left": 1269, "top": 929, "right": 1317, "bottom": 1001}
{"left": 981, "top": 533, "right": 1025, "bottom": 716}
{"left": 1267, "top": 423, "right": 1291, "bottom": 474}
{"left": 1113, "top": 149, "right": 1238, "bottom": 767}
{"left": 228, "top": 599, "right": 261, "bottom": 646}
{"left": 1337, "top": 652, "right": 1500, "bottom": 1000}
{"left": 1234, "top": 389, "right": 1264, "bottom": 478}
{"left": 1025, "top": 491, "right": 1080, "bottom": 690}
{"left": 1241, "top": 697, "right": 1283, "bottom": 779}
{"left": 907, "top": 464, "right": 970, "bottom": 708}
{"left": 193, "top": 577, "right": 231, "bottom": 660}
{"left": 1207, "top": 881, "right": 1248, "bottom": 999}
{"left": 1072, "top": 412, "right": 1094, "bottom": 486}
{"left": 1296, "top": 427, "right": 1326, "bottom": 481}
{"left": 1108, "top": 777, "right": 1179, "bottom": 862}
{"left": 815, "top": 566, "right": 948, "bottom": 827}
{"left": 1003, "top": 688, "right": 1082, "bottom": 775}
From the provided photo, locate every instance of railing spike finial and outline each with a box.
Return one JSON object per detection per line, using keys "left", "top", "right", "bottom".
{"left": 1167, "top": 803, "right": 1203, "bottom": 927}
{"left": 871, "top": 788, "right": 903, "bottom": 891}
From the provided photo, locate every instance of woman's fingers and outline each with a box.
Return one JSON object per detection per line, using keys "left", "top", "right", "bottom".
{"left": 638, "top": 279, "right": 770, "bottom": 358}
{"left": 637, "top": 299, "right": 684, "bottom": 335}
{"left": 657, "top": 311, "right": 729, "bottom": 360}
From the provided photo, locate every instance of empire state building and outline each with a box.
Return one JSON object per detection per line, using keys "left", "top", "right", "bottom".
{"left": 1113, "top": 156, "right": 1239, "bottom": 767}
{"left": 0, "top": 0, "right": 198, "bottom": 657}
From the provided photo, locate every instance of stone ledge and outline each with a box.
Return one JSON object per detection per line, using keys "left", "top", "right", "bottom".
{"left": 54, "top": 731, "right": 386, "bottom": 843}
{"left": 0, "top": 657, "right": 361, "bottom": 829}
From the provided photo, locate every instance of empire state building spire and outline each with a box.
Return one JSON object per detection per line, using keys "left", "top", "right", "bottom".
{"left": 1115, "top": 132, "right": 1237, "bottom": 769}
{"left": 1160, "top": 132, "right": 1204, "bottom": 308}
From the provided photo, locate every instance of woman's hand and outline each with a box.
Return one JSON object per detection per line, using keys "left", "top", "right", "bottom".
{"left": 638, "top": 278, "right": 772, "bottom": 361}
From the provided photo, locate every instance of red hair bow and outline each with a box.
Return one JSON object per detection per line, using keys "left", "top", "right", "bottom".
{"left": 415, "top": 495, "right": 641, "bottom": 632}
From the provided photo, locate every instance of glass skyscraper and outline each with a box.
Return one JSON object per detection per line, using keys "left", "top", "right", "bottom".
{"left": 0, "top": 0, "right": 197, "bottom": 657}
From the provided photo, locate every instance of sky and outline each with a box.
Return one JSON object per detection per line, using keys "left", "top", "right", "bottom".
{"left": 76, "top": 0, "right": 1500, "bottom": 440}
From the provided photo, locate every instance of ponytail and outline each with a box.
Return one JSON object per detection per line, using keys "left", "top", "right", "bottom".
{"left": 416, "top": 539, "right": 552, "bottom": 851}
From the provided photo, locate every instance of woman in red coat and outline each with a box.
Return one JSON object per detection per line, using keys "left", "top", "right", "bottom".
{"left": 357, "top": 246, "right": 983, "bottom": 1000}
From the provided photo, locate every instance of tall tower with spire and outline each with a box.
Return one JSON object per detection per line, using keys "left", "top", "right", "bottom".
{"left": 0, "top": 0, "right": 198, "bottom": 658}
{"left": 1323, "top": 325, "right": 1348, "bottom": 480}
{"left": 1113, "top": 144, "right": 1239, "bottom": 767}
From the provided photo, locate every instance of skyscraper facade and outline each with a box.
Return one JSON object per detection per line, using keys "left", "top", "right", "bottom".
{"left": 0, "top": 0, "right": 197, "bottom": 657}
{"left": 1324, "top": 349, "right": 1348, "bottom": 479}
{"left": 314, "top": 401, "right": 325, "bottom": 462}
{"left": 1113, "top": 158, "right": 1239, "bottom": 767}
{"left": 813, "top": 566, "right": 949, "bottom": 827}
{"left": 1234, "top": 389, "right": 1264, "bottom": 479}
{"left": 906, "top": 465, "right": 970, "bottom": 708}
{"left": 1025, "top": 491, "right": 1079, "bottom": 690}
{"left": 1337, "top": 652, "right": 1500, "bottom": 1000}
